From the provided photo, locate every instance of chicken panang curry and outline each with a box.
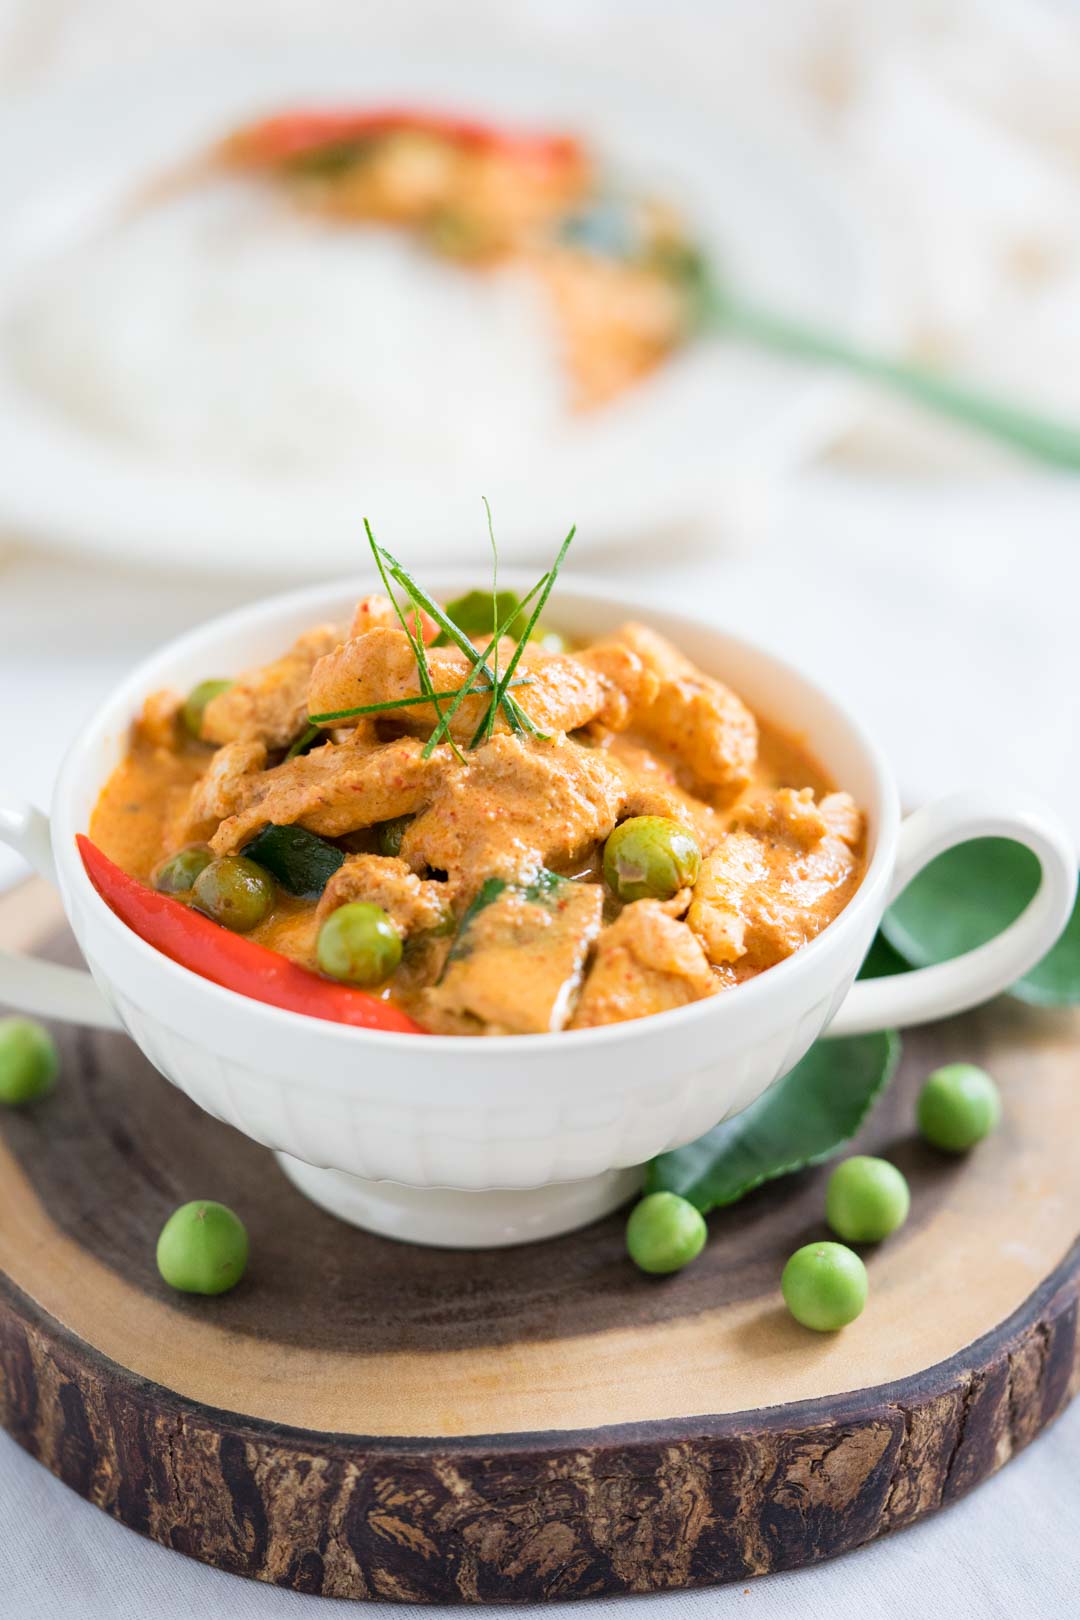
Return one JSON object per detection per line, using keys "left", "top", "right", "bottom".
{"left": 87, "top": 563, "right": 868, "bottom": 1038}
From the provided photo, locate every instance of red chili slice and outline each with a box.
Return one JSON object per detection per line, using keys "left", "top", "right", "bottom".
{"left": 77, "top": 835, "right": 424, "bottom": 1034}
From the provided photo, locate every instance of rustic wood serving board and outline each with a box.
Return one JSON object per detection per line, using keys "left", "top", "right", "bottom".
{"left": 0, "top": 879, "right": 1078, "bottom": 1604}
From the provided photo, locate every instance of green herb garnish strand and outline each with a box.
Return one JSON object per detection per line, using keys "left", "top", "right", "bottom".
{"left": 284, "top": 722, "right": 322, "bottom": 760}
{"left": 421, "top": 574, "right": 548, "bottom": 759}
{"left": 437, "top": 589, "right": 528, "bottom": 645}
{"left": 355, "top": 507, "right": 576, "bottom": 755}
{"left": 485, "top": 496, "right": 500, "bottom": 743}
{"left": 309, "top": 677, "right": 534, "bottom": 727}
{"left": 364, "top": 519, "right": 466, "bottom": 765}
{"left": 469, "top": 524, "right": 575, "bottom": 748}
{"left": 377, "top": 545, "right": 535, "bottom": 738}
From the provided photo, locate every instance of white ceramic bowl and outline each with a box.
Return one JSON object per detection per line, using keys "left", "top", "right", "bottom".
{"left": 1, "top": 577, "right": 1075, "bottom": 1247}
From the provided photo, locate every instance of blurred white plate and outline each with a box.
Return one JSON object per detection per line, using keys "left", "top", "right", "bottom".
{"left": 0, "top": 49, "right": 882, "bottom": 573}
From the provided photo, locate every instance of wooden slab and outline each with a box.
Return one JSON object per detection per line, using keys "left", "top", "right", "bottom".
{"left": 1, "top": 879, "right": 1078, "bottom": 1603}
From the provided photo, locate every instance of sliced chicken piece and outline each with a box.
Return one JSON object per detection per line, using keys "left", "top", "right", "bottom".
{"left": 571, "top": 900, "right": 719, "bottom": 1028}
{"left": 602, "top": 737, "right": 723, "bottom": 854}
{"left": 819, "top": 791, "right": 864, "bottom": 847}
{"left": 611, "top": 622, "right": 757, "bottom": 804}
{"left": 172, "top": 739, "right": 268, "bottom": 845}
{"left": 201, "top": 625, "right": 341, "bottom": 751}
{"left": 316, "top": 853, "right": 448, "bottom": 936}
{"left": 687, "top": 788, "right": 864, "bottom": 972}
{"left": 401, "top": 733, "right": 626, "bottom": 898}
{"left": 424, "top": 876, "right": 603, "bottom": 1034}
{"left": 308, "top": 626, "right": 605, "bottom": 740}
{"left": 573, "top": 643, "right": 660, "bottom": 732}
{"left": 209, "top": 737, "right": 447, "bottom": 853}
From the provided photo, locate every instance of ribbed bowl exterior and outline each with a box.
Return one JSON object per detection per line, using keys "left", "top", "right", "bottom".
{"left": 85, "top": 908, "right": 871, "bottom": 1192}
{"left": 52, "top": 573, "right": 893, "bottom": 1196}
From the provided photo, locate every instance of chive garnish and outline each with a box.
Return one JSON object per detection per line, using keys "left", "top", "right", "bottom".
{"left": 484, "top": 496, "right": 500, "bottom": 744}
{"left": 376, "top": 547, "right": 533, "bottom": 736}
{"left": 284, "top": 722, "right": 322, "bottom": 760}
{"left": 420, "top": 574, "right": 548, "bottom": 759}
{"left": 364, "top": 519, "right": 466, "bottom": 765}
{"left": 335, "top": 508, "right": 576, "bottom": 754}
{"left": 468, "top": 524, "right": 575, "bottom": 748}
{"left": 309, "top": 677, "right": 534, "bottom": 727}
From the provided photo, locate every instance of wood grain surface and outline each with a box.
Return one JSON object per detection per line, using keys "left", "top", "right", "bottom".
{"left": 0, "top": 880, "right": 1078, "bottom": 1602}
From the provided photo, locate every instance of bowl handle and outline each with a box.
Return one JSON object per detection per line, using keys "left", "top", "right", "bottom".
{"left": 827, "top": 792, "right": 1077, "bottom": 1038}
{"left": 0, "top": 797, "right": 122, "bottom": 1030}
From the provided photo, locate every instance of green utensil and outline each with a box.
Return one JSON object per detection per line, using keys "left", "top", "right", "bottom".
{"left": 711, "top": 289, "right": 1080, "bottom": 472}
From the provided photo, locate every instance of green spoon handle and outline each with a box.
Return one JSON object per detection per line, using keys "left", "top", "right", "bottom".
{"left": 720, "top": 297, "right": 1080, "bottom": 472}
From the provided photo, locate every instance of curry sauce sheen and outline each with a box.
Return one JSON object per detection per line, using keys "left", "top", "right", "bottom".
{"left": 90, "top": 598, "right": 866, "bottom": 1035}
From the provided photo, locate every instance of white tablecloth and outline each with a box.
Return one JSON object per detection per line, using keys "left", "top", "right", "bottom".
{"left": 3, "top": 2, "right": 1080, "bottom": 1616}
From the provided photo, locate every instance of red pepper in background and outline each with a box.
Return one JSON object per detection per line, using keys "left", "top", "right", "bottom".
{"left": 224, "top": 106, "right": 583, "bottom": 171}
{"left": 77, "top": 836, "right": 424, "bottom": 1035}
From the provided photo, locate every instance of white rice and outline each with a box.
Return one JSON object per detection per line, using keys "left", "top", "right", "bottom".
{"left": 6, "top": 180, "right": 568, "bottom": 477}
